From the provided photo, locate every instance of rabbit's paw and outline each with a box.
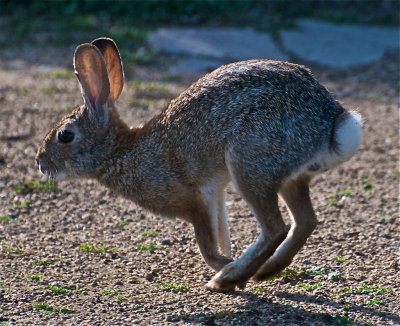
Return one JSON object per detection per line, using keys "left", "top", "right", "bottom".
{"left": 205, "top": 264, "right": 248, "bottom": 292}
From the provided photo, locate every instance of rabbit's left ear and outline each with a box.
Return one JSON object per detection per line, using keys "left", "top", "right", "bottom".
{"left": 91, "top": 37, "right": 124, "bottom": 104}
{"left": 74, "top": 43, "right": 110, "bottom": 125}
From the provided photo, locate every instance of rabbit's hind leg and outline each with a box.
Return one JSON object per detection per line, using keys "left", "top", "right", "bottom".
{"left": 206, "top": 160, "right": 288, "bottom": 291}
{"left": 253, "top": 176, "right": 317, "bottom": 282}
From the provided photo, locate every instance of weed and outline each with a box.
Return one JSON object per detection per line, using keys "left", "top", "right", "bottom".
{"left": 14, "top": 180, "right": 59, "bottom": 193}
{"left": 16, "top": 88, "right": 30, "bottom": 96}
{"left": 160, "top": 283, "right": 190, "bottom": 292}
{"left": 334, "top": 255, "right": 350, "bottom": 263}
{"left": 136, "top": 244, "right": 162, "bottom": 251}
{"left": 0, "top": 216, "right": 14, "bottom": 223}
{"left": 296, "top": 282, "right": 322, "bottom": 291}
{"left": 353, "top": 283, "right": 392, "bottom": 295}
{"left": 337, "top": 189, "right": 354, "bottom": 196}
{"left": 342, "top": 304, "right": 351, "bottom": 311}
{"left": 42, "top": 86, "right": 63, "bottom": 95}
{"left": 33, "top": 301, "right": 74, "bottom": 313}
{"left": 129, "top": 80, "right": 168, "bottom": 93}
{"left": 331, "top": 315, "right": 354, "bottom": 325}
{"left": 28, "top": 274, "right": 43, "bottom": 280}
{"left": 117, "top": 296, "right": 128, "bottom": 302}
{"left": 41, "top": 285, "right": 71, "bottom": 295}
{"left": 326, "top": 198, "right": 340, "bottom": 206}
{"left": 0, "top": 322, "right": 11, "bottom": 326}
{"left": 142, "top": 230, "right": 158, "bottom": 237}
{"left": 101, "top": 288, "right": 119, "bottom": 295}
{"left": 276, "top": 267, "right": 306, "bottom": 281}
{"left": 251, "top": 287, "right": 266, "bottom": 294}
{"left": 53, "top": 70, "right": 74, "bottom": 79}
{"left": 12, "top": 201, "right": 31, "bottom": 209}
{"left": 78, "top": 243, "right": 117, "bottom": 253}
{"left": 359, "top": 177, "right": 370, "bottom": 184}
{"left": 273, "top": 265, "right": 333, "bottom": 282}
{"left": 4, "top": 247, "right": 24, "bottom": 254}
{"left": 35, "top": 259, "right": 55, "bottom": 266}
{"left": 325, "top": 271, "right": 341, "bottom": 281}
{"left": 118, "top": 221, "right": 129, "bottom": 227}
{"left": 365, "top": 298, "right": 385, "bottom": 306}
{"left": 333, "top": 283, "right": 392, "bottom": 296}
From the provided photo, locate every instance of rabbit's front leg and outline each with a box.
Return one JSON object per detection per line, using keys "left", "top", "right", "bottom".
{"left": 191, "top": 204, "right": 233, "bottom": 273}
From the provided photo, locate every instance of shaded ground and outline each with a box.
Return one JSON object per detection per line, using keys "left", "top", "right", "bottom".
{"left": 0, "top": 43, "right": 399, "bottom": 326}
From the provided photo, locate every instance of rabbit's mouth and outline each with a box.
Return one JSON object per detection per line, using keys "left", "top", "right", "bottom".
{"left": 37, "top": 158, "right": 67, "bottom": 181}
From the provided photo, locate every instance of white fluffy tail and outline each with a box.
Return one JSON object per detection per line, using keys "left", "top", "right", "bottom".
{"left": 332, "top": 111, "right": 363, "bottom": 162}
{"left": 303, "top": 111, "right": 363, "bottom": 175}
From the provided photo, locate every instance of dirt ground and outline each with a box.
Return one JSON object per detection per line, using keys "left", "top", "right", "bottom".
{"left": 0, "top": 45, "right": 399, "bottom": 326}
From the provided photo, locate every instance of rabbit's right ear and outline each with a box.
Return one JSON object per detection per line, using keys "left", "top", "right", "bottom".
{"left": 91, "top": 37, "right": 124, "bottom": 104}
{"left": 74, "top": 43, "right": 110, "bottom": 125}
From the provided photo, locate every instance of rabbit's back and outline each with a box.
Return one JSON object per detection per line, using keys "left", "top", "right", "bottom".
{"left": 148, "top": 60, "right": 343, "bottom": 180}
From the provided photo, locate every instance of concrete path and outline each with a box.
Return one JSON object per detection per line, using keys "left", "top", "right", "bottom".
{"left": 149, "top": 19, "right": 399, "bottom": 74}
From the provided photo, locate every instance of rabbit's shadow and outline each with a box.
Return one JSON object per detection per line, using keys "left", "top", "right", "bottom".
{"left": 168, "top": 290, "right": 400, "bottom": 325}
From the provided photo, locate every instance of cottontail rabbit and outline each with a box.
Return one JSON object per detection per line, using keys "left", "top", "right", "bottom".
{"left": 36, "top": 38, "right": 362, "bottom": 291}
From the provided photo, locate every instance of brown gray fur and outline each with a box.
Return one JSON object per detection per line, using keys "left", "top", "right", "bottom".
{"left": 36, "top": 38, "right": 362, "bottom": 291}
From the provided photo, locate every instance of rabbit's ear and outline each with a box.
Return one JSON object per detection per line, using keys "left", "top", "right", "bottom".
{"left": 91, "top": 37, "right": 124, "bottom": 104}
{"left": 74, "top": 43, "right": 110, "bottom": 125}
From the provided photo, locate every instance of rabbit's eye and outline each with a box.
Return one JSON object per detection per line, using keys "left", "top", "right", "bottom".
{"left": 58, "top": 130, "right": 74, "bottom": 144}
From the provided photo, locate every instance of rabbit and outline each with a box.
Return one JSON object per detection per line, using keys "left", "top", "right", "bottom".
{"left": 36, "top": 37, "right": 362, "bottom": 292}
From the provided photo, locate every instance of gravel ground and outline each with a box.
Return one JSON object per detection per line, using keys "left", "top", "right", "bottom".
{"left": 0, "top": 47, "right": 399, "bottom": 326}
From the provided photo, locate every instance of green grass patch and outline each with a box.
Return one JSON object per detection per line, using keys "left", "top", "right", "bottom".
{"left": 101, "top": 288, "right": 119, "bottom": 296}
{"left": 12, "top": 201, "right": 30, "bottom": 209}
{"left": 326, "top": 198, "right": 340, "bottom": 206}
{"left": 41, "top": 285, "right": 71, "bottom": 295}
{"left": 35, "top": 259, "right": 55, "bottom": 266}
{"left": 353, "top": 283, "right": 392, "bottom": 295}
{"left": 0, "top": 215, "right": 14, "bottom": 223}
{"left": 333, "top": 283, "right": 393, "bottom": 296}
{"left": 42, "top": 86, "right": 63, "bottom": 95}
{"left": 16, "top": 87, "right": 30, "bottom": 96}
{"left": 4, "top": 247, "right": 25, "bottom": 254}
{"left": 142, "top": 230, "right": 158, "bottom": 237}
{"left": 118, "top": 221, "right": 129, "bottom": 227}
{"left": 296, "top": 282, "right": 323, "bottom": 291}
{"left": 136, "top": 244, "right": 162, "bottom": 251}
{"left": 0, "top": 322, "right": 11, "bottom": 326}
{"left": 53, "top": 70, "right": 75, "bottom": 79}
{"left": 28, "top": 274, "right": 43, "bottom": 280}
{"left": 117, "top": 296, "right": 128, "bottom": 302}
{"left": 250, "top": 287, "right": 266, "bottom": 294}
{"left": 33, "top": 301, "right": 74, "bottom": 313}
{"left": 129, "top": 80, "right": 168, "bottom": 93}
{"left": 365, "top": 298, "right": 385, "bottom": 306}
{"left": 337, "top": 189, "right": 354, "bottom": 196}
{"left": 14, "top": 180, "right": 59, "bottom": 193}
{"left": 159, "top": 283, "right": 190, "bottom": 292}
{"left": 78, "top": 243, "right": 117, "bottom": 253}
{"left": 334, "top": 255, "right": 350, "bottom": 263}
